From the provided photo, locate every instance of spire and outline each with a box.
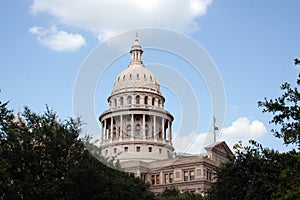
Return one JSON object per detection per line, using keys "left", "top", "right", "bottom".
{"left": 129, "top": 32, "right": 143, "bottom": 65}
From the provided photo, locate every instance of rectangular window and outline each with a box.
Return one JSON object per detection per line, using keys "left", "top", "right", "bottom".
{"left": 169, "top": 173, "right": 173, "bottom": 183}
{"left": 190, "top": 171, "right": 195, "bottom": 181}
{"left": 136, "top": 146, "right": 141, "bottom": 152}
{"left": 164, "top": 174, "right": 169, "bottom": 184}
{"left": 159, "top": 148, "right": 162, "bottom": 154}
{"left": 148, "top": 147, "right": 152, "bottom": 152}
{"left": 184, "top": 171, "right": 189, "bottom": 181}
{"left": 124, "top": 147, "right": 128, "bottom": 152}
{"left": 113, "top": 148, "right": 117, "bottom": 154}
{"left": 151, "top": 175, "right": 155, "bottom": 185}
{"left": 156, "top": 174, "right": 160, "bottom": 184}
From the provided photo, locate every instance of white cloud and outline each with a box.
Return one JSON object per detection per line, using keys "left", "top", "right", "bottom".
{"left": 173, "top": 117, "right": 267, "bottom": 154}
{"left": 31, "top": 0, "right": 212, "bottom": 41}
{"left": 29, "top": 26, "right": 86, "bottom": 51}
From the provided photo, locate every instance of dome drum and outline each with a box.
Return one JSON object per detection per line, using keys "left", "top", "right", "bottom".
{"left": 99, "top": 36, "right": 175, "bottom": 162}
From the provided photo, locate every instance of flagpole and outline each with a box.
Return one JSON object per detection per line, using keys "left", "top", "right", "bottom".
{"left": 213, "top": 117, "right": 216, "bottom": 143}
{"left": 213, "top": 116, "right": 218, "bottom": 143}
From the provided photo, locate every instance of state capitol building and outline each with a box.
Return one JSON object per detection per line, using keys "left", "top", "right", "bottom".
{"left": 99, "top": 35, "right": 233, "bottom": 194}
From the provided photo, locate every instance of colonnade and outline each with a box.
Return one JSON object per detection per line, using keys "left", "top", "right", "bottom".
{"left": 101, "top": 113, "right": 172, "bottom": 144}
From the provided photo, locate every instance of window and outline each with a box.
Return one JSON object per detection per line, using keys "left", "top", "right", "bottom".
{"left": 164, "top": 174, "right": 169, "bottom": 184}
{"left": 136, "top": 146, "right": 140, "bottom": 152}
{"left": 156, "top": 174, "right": 160, "bottom": 184}
{"left": 120, "top": 97, "right": 124, "bottom": 105}
{"left": 144, "top": 74, "right": 146, "bottom": 79}
{"left": 183, "top": 170, "right": 195, "bottom": 182}
{"left": 152, "top": 97, "right": 155, "bottom": 106}
{"left": 145, "top": 125, "right": 149, "bottom": 137}
{"left": 144, "top": 96, "right": 148, "bottom": 105}
{"left": 150, "top": 75, "right": 152, "bottom": 80}
{"left": 190, "top": 171, "right": 195, "bottom": 181}
{"left": 105, "top": 150, "right": 108, "bottom": 156}
{"left": 148, "top": 146, "right": 152, "bottom": 152}
{"left": 127, "top": 96, "right": 132, "bottom": 104}
{"left": 129, "top": 74, "right": 132, "bottom": 79}
{"left": 124, "top": 147, "right": 128, "bottom": 152}
{"left": 113, "top": 127, "right": 116, "bottom": 138}
{"left": 184, "top": 171, "right": 189, "bottom": 181}
{"left": 127, "top": 125, "right": 131, "bottom": 136}
{"left": 123, "top": 75, "right": 125, "bottom": 80}
{"left": 159, "top": 148, "right": 162, "bottom": 154}
{"left": 136, "top": 95, "right": 140, "bottom": 104}
{"left": 135, "top": 124, "right": 140, "bottom": 136}
{"left": 158, "top": 100, "right": 161, "bottom": 107}
{"left": 113, "top": 148, "right": 117, "bottom": 154}
{"left": 137, "top": 73, "right": 139, "bottom": 78}
{"left": 170, "top": 173, "right": 173, "bottom": 183}
{"left": 151, "top": 175, "right": 155, "bottom": 185}
{"left": 114, "top": 99, "right": 117, "bottom": 107}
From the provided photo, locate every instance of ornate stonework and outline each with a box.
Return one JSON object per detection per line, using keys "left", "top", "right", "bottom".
{"left": 99, "top": 35, "right": 174, "bottom": 163}
{"left": 99, "top": 36, "right": 233, "bottom": 194}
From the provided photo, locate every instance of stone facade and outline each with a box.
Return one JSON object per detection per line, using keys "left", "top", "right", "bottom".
{"left": 99, "top": 36, "right": 233, "bottom": 194}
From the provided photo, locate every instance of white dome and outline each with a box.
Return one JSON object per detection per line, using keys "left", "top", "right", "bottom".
{"left": 112, "top": 63, "right": 161, "bottom": 95}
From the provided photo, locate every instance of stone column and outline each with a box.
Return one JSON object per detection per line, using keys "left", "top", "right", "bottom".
{"left": 101, "top": 121, "right": 104, "bottom": 144}
{"left": 110, "top": 117, "right": 113, "bottom": 142}
{"left": 142, "top": 114, "right": 145, "bottom": 140}
{"left": 153, "top": 115, "right": 156, "bottom": 141}
{"left": 104, "top": 119, "right": 107, "bottom": 142}
{"left": 131, "top": 114, "right": 134, "bottom": 140}
{"left": 162, "top": 117, "right": 165, "bottom": 140}
{"left": 120, "top": 115, "right": 123, "bottom": 141}
{"left": 168, "top": 120, "right": 172, "bottom": 144}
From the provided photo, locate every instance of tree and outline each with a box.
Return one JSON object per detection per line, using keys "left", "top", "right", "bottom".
{"left": 207, "top": 141, "right": 300, "bottom": 200}
{"left": 0, "top": 101, "right": 154, "bottom": 199}
{"left": 258, "top": 59, "right": 300, "bottom": 150}
{"left": 160, "top": 187, "right": 206, "bottom": 200}
{"left": 207, "top": 59, "right": 300, "bottom": 199}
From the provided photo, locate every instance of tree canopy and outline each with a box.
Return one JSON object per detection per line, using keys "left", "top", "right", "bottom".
{"left": 0, "top": 101, "right": 154, "bottom": 199}
{"left": 207, "top": 59, "right": 300, "bottom": 199}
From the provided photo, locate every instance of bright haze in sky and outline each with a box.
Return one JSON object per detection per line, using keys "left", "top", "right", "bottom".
{"left": 1, "top": 0, "right": 299, "bottom": 153}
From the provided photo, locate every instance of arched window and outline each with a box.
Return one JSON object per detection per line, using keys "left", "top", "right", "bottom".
{"left": 136, "top": 95, "right": 140, "bottom": 104}
{"left": 113, "top": 127, "right": 116, "bottom": 139}
{"left": 144, "top": 96, "right": 148, "bottom": 105}
{"left": 145, "top": 125, "right": 149, "bottom": 137}
{"left": 152, "top": 97, "right": 155, "bottom": 106}
{"left": 127, "top": 125, "right": 131, "bottom": 136}
{"left": 135, "top": 124, "right": 140, "bottom": 137}
{"left": 127, "top": 96, "right": 132, "bottom": 104}
{"left": 120, "top": 97, "right": 124, "bottom": 105}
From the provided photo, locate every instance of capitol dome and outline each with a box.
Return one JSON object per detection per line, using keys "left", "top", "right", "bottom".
{"left": 112, "top": 37, "right": 161, "bottom": 95}
{"left": 99, "top": 35, "right": 174, "bottom": 163}
{"left": 112, "top": 64, "right": 161, "bottom": 95}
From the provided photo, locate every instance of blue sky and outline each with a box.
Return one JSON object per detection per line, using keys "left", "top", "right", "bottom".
{"left": 1, "top": 0, "right": 299, "bottom": 153}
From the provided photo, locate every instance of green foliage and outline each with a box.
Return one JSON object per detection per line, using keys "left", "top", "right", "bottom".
{"left": 258, "top": 61, "right": 300, "bottom": 150}
{"left": 208, "top": 59, "right": 300, "bottom": 199}
{"left": 0, "top": 102, "right": 154, "bottom": 199}
{"left": 160, "top": 187, "right": 206, "bottom": 200}
{"left": 207, "top": 141, "right": 300, "bottom": 199}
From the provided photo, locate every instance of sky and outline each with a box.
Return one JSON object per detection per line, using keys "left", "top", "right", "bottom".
{"left": 1, "top": 0, "right": 300, "bottom": 154}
